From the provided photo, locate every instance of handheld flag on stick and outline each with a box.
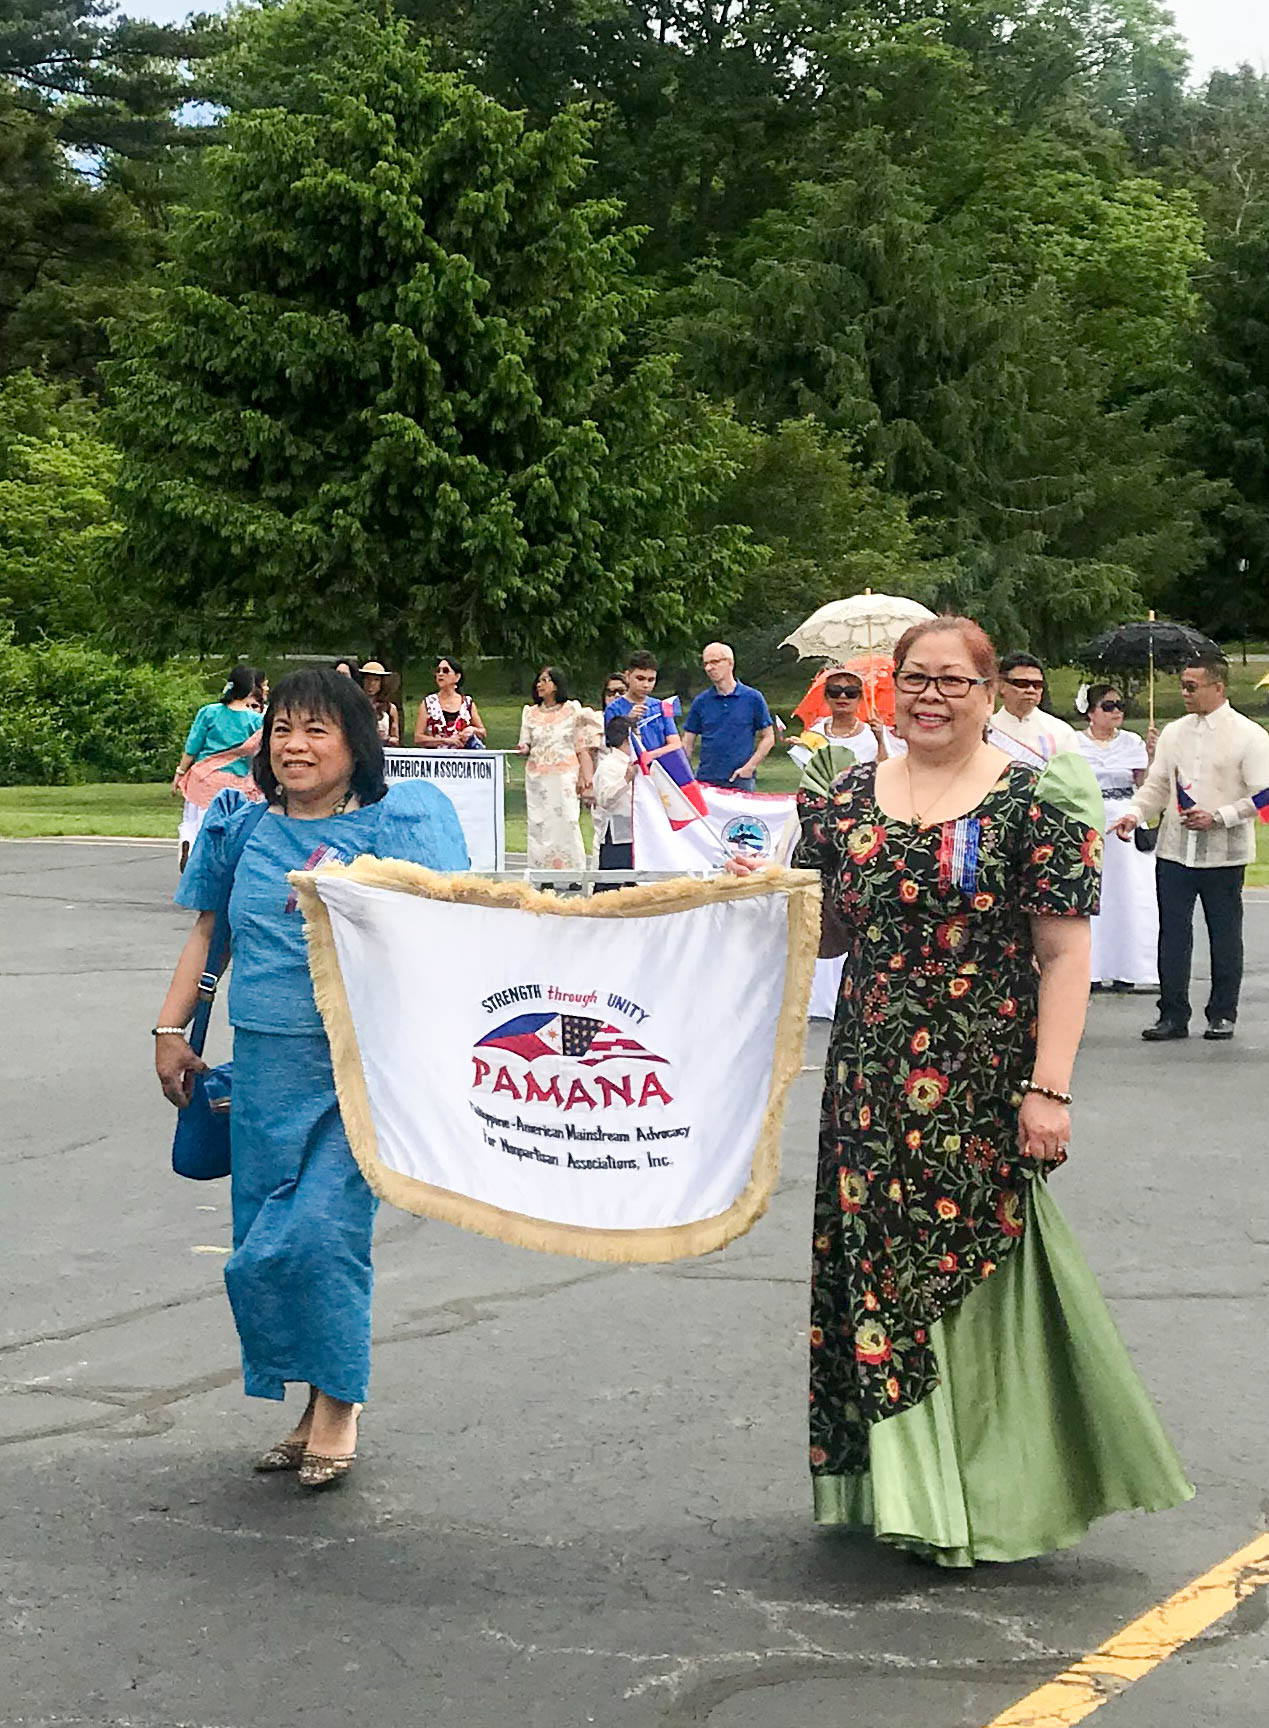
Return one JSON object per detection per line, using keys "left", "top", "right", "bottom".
{"left": 632, "top": 698, "right": 709, "bottom": 828}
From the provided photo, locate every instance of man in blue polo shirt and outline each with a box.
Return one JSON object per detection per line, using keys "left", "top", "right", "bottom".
{"left": 682, "top": 643, "right": 775, "bottom": 791}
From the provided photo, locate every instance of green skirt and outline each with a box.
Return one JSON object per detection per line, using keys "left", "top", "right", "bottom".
{"left": 813, "top": 1182, "right": 1194, "bottom": 1566}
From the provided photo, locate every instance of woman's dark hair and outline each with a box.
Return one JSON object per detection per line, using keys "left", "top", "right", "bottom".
{"left": 221, "top": 664, "right": 262, "bottom": 705}
{"left": 254, "top": 667, "right": 387, "bottom": 807}
{"left": 435, "top": 654, "right": 464, "bottom": 688}
{"left": 332, "top": 655, "right": 360, "bottom": 676}
{"left": 534, "top": 665, "right": 570, "bottom": 702}
{"left": 605, "top": 714, "right": 633, "bottom": 748}
{"left": 1087, "top": 683, "right": 1121, "bottom": 713}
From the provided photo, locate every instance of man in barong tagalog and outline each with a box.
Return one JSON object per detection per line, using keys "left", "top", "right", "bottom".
{"left": 734, "top": 613, "right": 1192, "bottom": 1566}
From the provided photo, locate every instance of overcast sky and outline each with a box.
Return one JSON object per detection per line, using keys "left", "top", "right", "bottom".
{"left": 129, "top": 0, "right": 1269, "bottom": 85}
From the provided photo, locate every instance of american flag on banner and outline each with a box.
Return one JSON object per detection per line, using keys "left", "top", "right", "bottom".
{"left": 475, "top": 1013, "right": 667, "bottom": 1065}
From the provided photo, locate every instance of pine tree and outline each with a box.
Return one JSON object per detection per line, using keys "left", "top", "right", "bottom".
{"left": 108, "top": 0, "right": 752, "bottom": 664}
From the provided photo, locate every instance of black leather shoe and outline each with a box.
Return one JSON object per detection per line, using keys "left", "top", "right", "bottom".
{"left": 1141, "top": 1020, "right": 1188, "bottom": 1041}
{"left": 1203, "top": 1019, "right": 1236, "bottom": 1041}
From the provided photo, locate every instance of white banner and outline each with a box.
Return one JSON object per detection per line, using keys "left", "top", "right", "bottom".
{"left": 383, "top": 748, "right": 506, "bottom": 872}
{"left": 631, "top": 774, "right": 843, "bottom": 1019}
{"left": 631, "top": 774, "right": 798, "bottom": 872}
{"left": 292, "top": 863, "right": 819, "bottom": 1261}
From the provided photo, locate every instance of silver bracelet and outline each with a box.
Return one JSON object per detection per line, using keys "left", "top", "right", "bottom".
{"left": 151, "top": 1025, "right": 189, "bottom": 1037}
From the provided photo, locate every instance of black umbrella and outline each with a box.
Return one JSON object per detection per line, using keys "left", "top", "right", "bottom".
{"left": 1075, "top": 620, "right": 1222, "bottom": 672}
{"left": 1075, "top": 616, "right": 1224, "bottom": 730}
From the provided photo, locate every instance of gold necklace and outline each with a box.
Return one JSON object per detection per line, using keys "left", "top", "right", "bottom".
{"left": 905, "top": 749, "right": 981, "bottom": 826}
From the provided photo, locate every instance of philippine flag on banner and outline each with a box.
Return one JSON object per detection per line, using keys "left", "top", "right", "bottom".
{"left": 645, "top": 757, "right": 709, "bottom": 830}
{"left": 1253, "top": 787, "right": 1269, "bottom": 824}
{"left": 1175, "top": 770, "right": 1196, "bottom": 812}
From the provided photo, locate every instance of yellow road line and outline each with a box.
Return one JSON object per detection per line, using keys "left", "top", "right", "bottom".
{"left": 986, "top": 1531, "right": 1269, "bottom": 1728}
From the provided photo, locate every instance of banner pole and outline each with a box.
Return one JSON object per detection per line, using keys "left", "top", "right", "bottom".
{"left": 1147, "top": 609, "right": 1156, "bottom": 733}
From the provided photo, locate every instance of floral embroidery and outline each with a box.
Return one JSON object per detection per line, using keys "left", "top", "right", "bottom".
{"left": 793, "top": 760, "right": 1101, "bottom": 1480}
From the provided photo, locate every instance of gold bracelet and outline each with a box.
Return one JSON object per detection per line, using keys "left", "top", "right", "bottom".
{"left": 1020, "top": 1079, "right": 1073, "bottom": 1106}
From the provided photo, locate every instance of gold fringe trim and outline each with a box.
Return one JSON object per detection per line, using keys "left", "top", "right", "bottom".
{"left": 289, "top": 864, "right": 822, "bottom": 1263}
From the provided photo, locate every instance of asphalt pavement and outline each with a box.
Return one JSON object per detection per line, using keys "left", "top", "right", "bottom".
{"left": 1, "top": 837, "right": 1266, "bottom": 1728}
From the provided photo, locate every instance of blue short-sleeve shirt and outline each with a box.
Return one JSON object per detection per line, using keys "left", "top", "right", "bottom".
{"left": 175, "top": 783, "right": 469, "bottom": 1034}
{"left": 685, "top": 682, "right": 773, "bottom": 784}
{"left": 604, "top": 692, "right": 681, "bottom": 755}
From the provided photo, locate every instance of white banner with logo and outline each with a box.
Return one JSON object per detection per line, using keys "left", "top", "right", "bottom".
{"left": 383, "top": 748, "right": 506, "bottom": 872}
{"left": 291, "top": 862, "right": 820, "bottom": 1262}
{"left": 632, "top": 774, "right": 798, "bottom": 872}
{"left": 631, "top": 774, "right": 843, "bottom": 1018}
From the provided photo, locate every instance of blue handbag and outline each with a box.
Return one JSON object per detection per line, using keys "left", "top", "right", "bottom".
{"left": 171, "top": 802, "right": 270, "bottom": 1180}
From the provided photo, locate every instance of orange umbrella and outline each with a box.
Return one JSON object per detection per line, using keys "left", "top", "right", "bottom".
{"left": 793, "top": 655, "right": 896, "bottom": 729}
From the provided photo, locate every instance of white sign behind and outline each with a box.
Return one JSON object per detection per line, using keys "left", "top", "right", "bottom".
{"left": 383, "top": 748, "right": 506, "bottom": 872}
{"left": 632, "top": 773, "right": 842, "bottom": 1018}
{"left": 632, "top": 774, "right": 798, "bottom": 872}
{"left": 293, "top": 863, "right": 819, "bottom": 1261}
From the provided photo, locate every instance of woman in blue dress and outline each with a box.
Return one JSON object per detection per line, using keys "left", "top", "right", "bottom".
{"left": 154, "top": 668, "right": 468, "bottom": 1488}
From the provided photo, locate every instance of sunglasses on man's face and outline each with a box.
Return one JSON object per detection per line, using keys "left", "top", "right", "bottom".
{"left": 825, "top": 684, "right": 862, "bottom": 700}
{"left": 1004, "top": 677, "right": 1045, "bottom": 691}
{"left": 1180, "top": 680, "right": 1203, "bottom": 693}
{"left": 1098, "top": 699, "right": 1124, "bottom": 712}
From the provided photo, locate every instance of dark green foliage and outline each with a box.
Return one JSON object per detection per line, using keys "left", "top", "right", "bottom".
{"left": 1184, "top": 218, "right": 1269, "bottom": 637}
{"left": 108, "top": 0, "right": 753, "bottom": 666}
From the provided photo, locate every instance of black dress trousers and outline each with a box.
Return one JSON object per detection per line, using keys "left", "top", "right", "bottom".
{"left": 1155, "top": 858, "right": 1245, "bottom": 1025}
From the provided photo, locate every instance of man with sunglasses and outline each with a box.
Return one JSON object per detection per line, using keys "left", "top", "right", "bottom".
{"left": 1112, "top": 657, "right": 1269, "bottom": 1041}
{"left": 989, "top": 651, "right": 1080, "bottom": 764}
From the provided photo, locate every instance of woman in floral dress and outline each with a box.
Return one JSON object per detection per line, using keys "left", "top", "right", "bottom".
{"left": 517, "top": 667, "right": 599, "bottom": 871}
{"left": 791, "top": 615, "right": 1191, "bottom": 1565}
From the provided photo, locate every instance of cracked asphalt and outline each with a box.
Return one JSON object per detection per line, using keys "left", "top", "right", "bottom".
{"left": 2, "top": 838, "right": 1266, "bottom": 1728}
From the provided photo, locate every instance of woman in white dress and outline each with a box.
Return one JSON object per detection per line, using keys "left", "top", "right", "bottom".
{"left": 517, "top": 667, "right": 599, "bottom": 871}
{"left": 1075, "top": 684, "right": 1157, "bottom": 990}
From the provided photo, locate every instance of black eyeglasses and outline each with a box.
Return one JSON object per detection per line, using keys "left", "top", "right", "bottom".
{"left": 1098, "top": 699, "right": 1124, "bottom": 712}
{"left": 895, "top": 671, "right": 991, "bottom": 699}
{"left": 825, "top": 684, "right": 863, "bottom": 700}
{"left": 1180, "top": 680, "right": 1203, "bottom": 693}
{"left": 1003, "top": 677, "right": 1045, "bottom": 691}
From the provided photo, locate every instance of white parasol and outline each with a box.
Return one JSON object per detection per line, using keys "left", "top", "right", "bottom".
{"left": 780, "top": 590, "right": 937, "bottom": 663}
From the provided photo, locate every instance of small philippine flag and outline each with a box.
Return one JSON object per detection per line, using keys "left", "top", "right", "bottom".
{"left": 475, "top": 1013, "right": 666, "bottom": 1065}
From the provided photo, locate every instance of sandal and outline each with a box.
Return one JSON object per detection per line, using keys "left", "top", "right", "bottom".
{"left": 297, "top": 1448, "right": 357, "bottom": 1490}
{"left": 254, "top": 1438, "right": 307, "bottom": 1474}
{"left": 297, "top": 1401, "right": 363, "bottom": 1491}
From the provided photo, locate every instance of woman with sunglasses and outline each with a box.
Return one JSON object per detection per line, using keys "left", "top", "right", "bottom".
{"left": 767, "top": 614, "right": 1190, "bottom": 1565}
{"left": 1075, "top": 685, "right": 1157, "bottom": 991}
{"left": 413, "top": 655, "right": 487, "bottom": 748}
{"left": 808, "top": 672, "right": 891, "bottom": 761}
